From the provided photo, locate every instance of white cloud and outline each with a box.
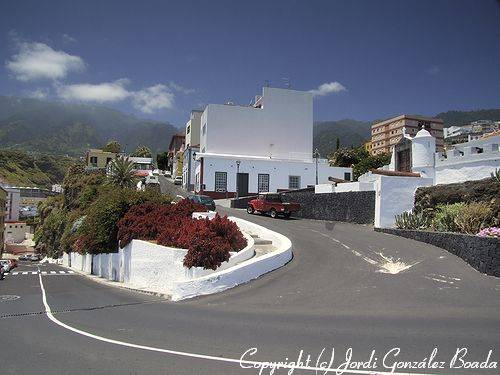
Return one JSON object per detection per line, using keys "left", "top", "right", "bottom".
{"left": 56, "top": 79, "right": 131, "bottom": 103}
{"left": 168, "top": 82, "right": 195, "bottom": 95}
{"left": 6, "top": 42, "right": 85, "bottom": 81}
{"left": 26, "top": 88, "right": 49, "bottom": 99}
{"left": 132, "top": 84, "right": 174, "bottom": 113}
{"left": 56, "top": 79, "right": 175, "bottom": 113}
{"left": 309, "top": 81, "right": 347, "bottom": 97}
{"left": 62, "top": 34, "right": 77, "bottom": 44}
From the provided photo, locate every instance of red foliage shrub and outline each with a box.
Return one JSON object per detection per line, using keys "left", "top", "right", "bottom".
{"left": 157, "top": 214, "right": 248, "bottom": 270}
{"left": 117, "top": 199, "right": 206, "bottom": 248}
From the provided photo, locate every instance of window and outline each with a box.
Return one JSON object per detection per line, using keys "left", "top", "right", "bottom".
{"left": 288, "top": 175, "right": 300, "bottom": 190}
{"left": 344, "top": 172, "right": 351, "bottom": 181}
{"left": 258, "top": 174, "right": 270, "bottom": 193}
{"left": 186, "top": 124, "right": 190, "bottom": 134}
{"left": 106, "top": 157, "right": 112, "bottom": 164}
{"left": 202, "top": 123, "right": 207, "bottom": 135}
{"left": 214, "top": 172, "right": 227, "bottom": 192}
{"left": 90, "top": 156, "right": 97, "bottom": 166}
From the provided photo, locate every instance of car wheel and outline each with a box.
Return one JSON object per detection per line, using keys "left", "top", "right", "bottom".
{"left": 270, "top": 208, "right": 277, "bottom": 218}
{"left": 247, "top": 205, "right": 254, "bottom": 214}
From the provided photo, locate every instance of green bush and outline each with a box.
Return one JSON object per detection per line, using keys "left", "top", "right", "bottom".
{"left": 431, "top": 203, "right": 464, "bottom": 232}
{"left": 455, "top": 202, "right": 492, "bottom": 235}
{"left": 395, "top": 211, "right": 429, "bottom": 230}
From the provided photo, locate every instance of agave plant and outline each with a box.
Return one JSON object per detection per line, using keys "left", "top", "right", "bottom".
{"left": 395, "top": 211, "right": 429, "bottom": 230}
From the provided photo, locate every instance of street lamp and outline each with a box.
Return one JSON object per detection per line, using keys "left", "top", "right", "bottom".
{"left": 313, "top": 148, "right": 320, "bottom": 185}
{"left": 235, "top": 160, "right": 241, "bottom": 199}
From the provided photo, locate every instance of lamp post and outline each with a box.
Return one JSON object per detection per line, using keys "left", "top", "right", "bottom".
{"left": 313, "top": 148, "right": 320, "bottom": 185}
{"left": 235, "top": 160, "right": 241, "bottom": 199}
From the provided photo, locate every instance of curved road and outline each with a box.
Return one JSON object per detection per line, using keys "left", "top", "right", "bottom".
{"left": 1, "top": 207, "right": 499, "bottom": 374}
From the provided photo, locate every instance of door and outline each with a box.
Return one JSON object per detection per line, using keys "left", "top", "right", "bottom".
{"left": 236, "top": 173, "right": 249, "bottom": 197}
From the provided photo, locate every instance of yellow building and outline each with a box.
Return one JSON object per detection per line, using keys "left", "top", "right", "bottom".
{"left": 0, "top": 186, "right": 6, "bottom": 257}
{"left": 85, "top": 149, "right": 117, "bottom": 169}
{"left": 364, "top": 140, "right": 372, "bottom": 152}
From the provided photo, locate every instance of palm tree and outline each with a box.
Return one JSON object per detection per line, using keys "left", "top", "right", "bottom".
{"left": 107, "top": 156, "right": 136, "bottom": 188}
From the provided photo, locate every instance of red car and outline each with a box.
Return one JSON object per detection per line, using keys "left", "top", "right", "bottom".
{"left": 247, "top": 193, "right": 300, "bottom": 219}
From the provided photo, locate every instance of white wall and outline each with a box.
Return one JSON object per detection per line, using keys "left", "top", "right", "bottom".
{"left": 435, "top": 152, "right": 499, "bottom": 185}
{"left": 198, "top": 155, "right": 352, "bottom": 194}
{"left": 201, "top": 87, "right": 313, "bottom": 161}
{"left": 374, "top": 175, "right": 433, "bottom": 228}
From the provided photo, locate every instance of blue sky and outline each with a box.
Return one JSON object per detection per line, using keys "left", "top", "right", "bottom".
{"left": 1, "top": 0, "right": 499, "bottom": 127}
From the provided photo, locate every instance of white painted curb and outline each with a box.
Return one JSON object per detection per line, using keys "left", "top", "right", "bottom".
{"left": 171, "top": 216, "right": 293, "bottom": 301}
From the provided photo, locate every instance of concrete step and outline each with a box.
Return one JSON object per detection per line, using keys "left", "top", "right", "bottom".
{"left": 254, "top": 245, "right": 277, "bottom": 257}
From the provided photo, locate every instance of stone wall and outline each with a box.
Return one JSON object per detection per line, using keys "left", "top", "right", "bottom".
{"left": 230, "top": 188, "right": 375, "bottom": 224}
{"left": 375, "top": 228, "right": 500, "bottom": 277}
{"left": 281, "top": 189, "right": 375, "bottom": 224}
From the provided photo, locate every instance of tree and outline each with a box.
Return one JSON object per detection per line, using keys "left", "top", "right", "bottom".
{"left": 329, "top": 146, "right": 391, "bottom": 180}
{"left": 156, "top": 151, "right": 169, "bottom": 170}
{"left": 102, "top": 140, "right": 122, "bottom": 153}
{"left": 335, "top": 137, "right": 340, "bottom": 151}
{"left": 131, "top": 145, "right": 152, "bottom": 158}
{"left": 107, "top": 156, "right": 136, "bottom": 188}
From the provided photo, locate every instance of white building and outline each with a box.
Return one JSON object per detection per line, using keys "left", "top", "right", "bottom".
{"left": 193, "top": 87, "right": 352, "bottom": 198}
{"left": 183, "top": 110, "right": 203, "bottom": 191}
{"left": 1, "top": 186, "right": 20, "bottom": 222}
{"left": 4, "top": 221, "right": 26, "bottom": 244}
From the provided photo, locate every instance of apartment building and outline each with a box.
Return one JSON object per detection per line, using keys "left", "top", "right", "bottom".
{"left": 167, "top": 134, "right": 185, "bottom": 177}
{"left": 193, "top": 87, "right": 352, "bottom": 198}
{"left": 371, "top": 115, "right": 444, "bottom": 155}
{"left": 1, "top": 185, "right": 20, "bottom": 222}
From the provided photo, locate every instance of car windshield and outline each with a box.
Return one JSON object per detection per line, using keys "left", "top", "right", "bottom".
{"left": 199, "top": 196, "right": 214, "bottom": 204}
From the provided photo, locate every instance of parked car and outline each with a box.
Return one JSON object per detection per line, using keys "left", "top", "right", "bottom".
{"left": 247, "top": 193, "right": 300, "bottom": 219}
{"left": 0, "top": 260, "right": 12, "bottom": 273}
{"left": 165, "top": 170, "right": 172, "bottom": 178}
{"left": 173, "top": 176, "right": 183, "bottom": 185}
{"left": 187, "top": 194, "right": 216, "bottom": 211}
{"left": 29, "top": 254, "right": 41, "bottom": 262}
{"left": 8, "top": 259, "right": 18, "bottom": 269}
{"left": 145, "top": 174, "right": 160, "bottom": 185}
{"left": 18, "top": 254, "right": 31, "bottom": 261}
{"left": 0, "top": 265, "right": 4, "bottom": 280}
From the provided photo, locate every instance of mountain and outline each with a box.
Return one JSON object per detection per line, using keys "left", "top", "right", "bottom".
{"left": 313, "top": 119, "right": 371, "bottom": 157}
{"left": 0, "top": 149, "right": 74, "bottom": 188}
{"left": 0, "top": 96, "right": 179, "bottom": 156}
{"left": 435, "top": 109, "right": 500, "bottom": 127}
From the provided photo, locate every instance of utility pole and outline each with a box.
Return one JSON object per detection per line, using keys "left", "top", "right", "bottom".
{"left": 313, "top": 148, "right": 320, "bottom": 185}
{"left": 235, "top": 160, "right": 241, "bottom": 199}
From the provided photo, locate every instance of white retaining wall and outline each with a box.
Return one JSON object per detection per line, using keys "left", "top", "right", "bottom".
{"left": 64, "top": 217, "right": 291, "bottom": 300}
{"left": 374, "top": 175, "right": 433, "bottom": 228}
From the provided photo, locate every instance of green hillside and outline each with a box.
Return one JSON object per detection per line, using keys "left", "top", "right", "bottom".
{"left": 435, "top": 109, "right": 500, "bottom": 126}
{"left": 0, "top": 149, "right": 73, "bottom": 188}
{"left": 313, "top": 119, "right": 371, "bottom": 157}
{"left": 0, "top": 96, "right": 179, "bottom": 156}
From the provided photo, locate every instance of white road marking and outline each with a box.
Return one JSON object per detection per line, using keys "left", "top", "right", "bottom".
{"left": 12, "top": 272, "right": 18, "bottom": 275}
{"left": 59, "top": 271, "right": 66, "bottom": 274}
{"left": 67, "top": 270, "right": 74, "bottom": 274}
{"left": 36, "top": 273, "right": 437, "bottom": 375}
{"left": 50, "top": 271, "right": 57, "bottom": 274}
{"left": 31, "top": 271, "right": 38, "bottom": 275}
{"left": 308, "top": 229, "right": 419, "bottom": 274}
{"left": 42, "top": 271, "right": 47, "bottom": 274}
{"left": 22, "top": 272, "right": 28, "bottom": 275}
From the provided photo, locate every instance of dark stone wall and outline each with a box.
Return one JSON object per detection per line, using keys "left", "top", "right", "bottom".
{"left": 230, "top": 189, "right": 375, "bottom": 224}
{"left": 280, "top": 190, "right": 375, "bottom": 224}
{"left": 375, "top": 228, "right": 500, "bottom": 277}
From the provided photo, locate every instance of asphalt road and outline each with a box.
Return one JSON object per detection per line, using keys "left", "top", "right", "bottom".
{"left": 1, "top": 209, "right": 499, "bottom": 375}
